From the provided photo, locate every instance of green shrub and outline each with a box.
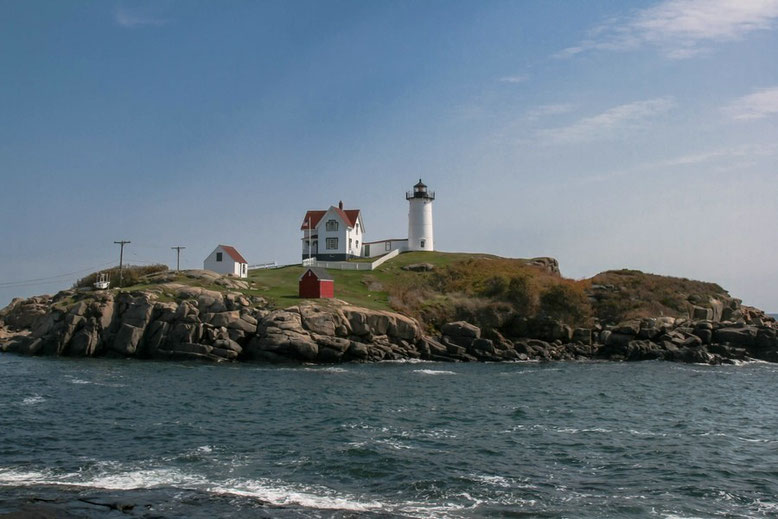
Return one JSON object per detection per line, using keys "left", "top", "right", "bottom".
{"left": 480, "top": 275, "right": 508, "bottom": 297}
{"left": 506, "top": 274, "right": 536, "bottom": 315}
{"left": 539, "top": 283, "right": 591, "bottom": 326}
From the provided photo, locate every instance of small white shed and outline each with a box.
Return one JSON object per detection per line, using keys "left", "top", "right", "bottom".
{"left": 203, "top": 245, "right": 248, "bottom": 278}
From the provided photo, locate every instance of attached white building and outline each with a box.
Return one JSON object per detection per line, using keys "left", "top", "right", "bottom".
{"left": 301, "top": 202, "right": 364, "bottom": 261}
{"left": 203, "top": 245, "right": 248, "bottom": 278}
{"left": 362, "top": 238, "right": 408, "bottom": 258}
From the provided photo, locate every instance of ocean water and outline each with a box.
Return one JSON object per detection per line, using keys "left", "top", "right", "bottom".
{"left": 2, "top": 356, "right": 778, "bottom": 518}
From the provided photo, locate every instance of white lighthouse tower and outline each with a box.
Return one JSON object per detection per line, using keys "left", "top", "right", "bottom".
{"left": 406, "top": 179, "right": 435, "bottom": 251}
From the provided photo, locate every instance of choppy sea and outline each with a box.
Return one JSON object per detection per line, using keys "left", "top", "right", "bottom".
{"left": 1, "top": 355, "right": 778, "bottom": 518}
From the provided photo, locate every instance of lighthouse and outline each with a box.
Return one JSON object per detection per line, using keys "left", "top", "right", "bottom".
{"left": 406, "top": 179, "right": 435, "bottom": 251}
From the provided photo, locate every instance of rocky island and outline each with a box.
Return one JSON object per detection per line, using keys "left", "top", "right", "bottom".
{"left": 1, "top": 252, "right": 775, "bottom": 365}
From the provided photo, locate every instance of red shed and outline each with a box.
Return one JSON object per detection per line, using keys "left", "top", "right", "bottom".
{"left": 299, "top": 267, "right": 334, "bottom": 298}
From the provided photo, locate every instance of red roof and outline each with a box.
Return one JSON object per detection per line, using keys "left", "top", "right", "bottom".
{"left": 301, "top": 210, "right": 326, "bottom": 230}
{"left": 341, "top": 209, "right": 360, "bottom": 227}
{"left": 219, "top": 245, "right": 247, "bottom": 264}
{"left": 300, "top": 207, "right": 361, "bottom": 230}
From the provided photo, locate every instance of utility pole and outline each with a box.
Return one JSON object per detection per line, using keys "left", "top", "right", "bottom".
{"left": 171, "top": 246, "right": 185, "bottom": 271}
{"left": 114, "top": 240, "right": 131, "bottom": 287}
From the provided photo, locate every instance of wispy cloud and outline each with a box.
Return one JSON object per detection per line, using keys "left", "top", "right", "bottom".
{"left": 498, "top": 75, "right": 528, "bottom": 84}
{"left": 722, "top": 87, "right": 778, "bottom": 120}
{"left": 115, "top": 6, "right": 168, "bottom": 28}
{"left": 536, "top": 97, "right": 674, "bottom": 144}
{"left": 556, "top": 0, "right": 778, "bottom": 59}
{"left": 657, "top": 143, "right": 778, "bottom": 166}
{"left": 525, "top": 103, "right": 576, "bottom": 121}
{"left": 573, "top": 143, "right": 777, "bottom": 185}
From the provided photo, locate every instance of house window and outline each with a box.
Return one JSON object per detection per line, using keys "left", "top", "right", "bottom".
{"left": 326, "top": 220, "right": 339, "bottom": 231}
{"left": 349, "top": 238, "right": 352, "bottom": 250}
{"left": 326, "top": 238, "right": 338, "bottom": 250}
{"left": 420, "top": 239, "right": 425, "bottom": 248}
{"left": 385, "top": 242, "right": 391, "bottom": 251}
{"left": 356, "top": 240, "right": 359, "bottom": 250}
{"left": 216, "top": 252, "right": 223, "bottom": 262}
{"left": 355, "top": 223, "right": 359, "bottom": 233}
{"left": 242, "top": 264, "right": 246, "bottom": 274}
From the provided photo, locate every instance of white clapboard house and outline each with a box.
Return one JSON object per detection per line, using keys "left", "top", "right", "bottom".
{"left": 301, "top": 201, "right": 364, "bottom": 261}
{"left": 203, "top": 245, "right": 248, "bottom": 278}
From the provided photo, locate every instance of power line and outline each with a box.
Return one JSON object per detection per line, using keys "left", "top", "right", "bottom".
{"left": 0, "top": 261, "right": 116, "bottom": 289}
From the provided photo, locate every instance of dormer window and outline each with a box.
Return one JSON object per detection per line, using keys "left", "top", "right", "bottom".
{"left": 326, "top": 220, "right": 339, "bottom": 231}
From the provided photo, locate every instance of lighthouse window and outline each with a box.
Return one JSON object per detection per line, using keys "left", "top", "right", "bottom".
{"left": 420, "top": 239, "right": 426, "bottom": 248}
{"left": 326, "top": 220, "right": 339, "bottom": 231}
{"left": 326, "top": 238, "right": 338, "bottom": 250}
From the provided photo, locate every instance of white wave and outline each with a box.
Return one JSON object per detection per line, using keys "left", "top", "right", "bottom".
{"left": 380, "top": 358, "right": 433, "bottom": 364}
{"left": 412, "top": 369, "right": 456, "bottom": 375}
{"left": 662, "top": 514, "right": 708, "bottom": 519}
{"left": 755, "top": 499, "right": 778, "bottom": 513}
{"left": 65, "top": 376, "right": 127, "bottom": 387}
{"left": 554, "top": 427, "right": 613, "bottom": 434}
{"left": 302, "top": 367, "right": 349, "bottom": 373}
{"left": 0, "top": 465, "right": 205, "bottom": 490}
{"left": 211, "top": 478, "right": 384, "bottom": 512}
{"left": 75, "top": 468, "right": 207, "bottom": 490}
{"left": 0, "top": 468, "right": 52, "bottom": 484}
{"left": 399, "top": 428, "right": 457, "bottom": 440}
{"left": 468, "top": 474, "right": 512, "bottom": 488}
{"left": 376, "top": 438, "right": 413, "bottom": 450}
{"left": 627, "top": 429, "right": 666, "bottom": 437}
{"left": 583, "top": 427, "right": 613, "bottom": 433}
{"left": 22, "top": 395, "right": 44, "bottom": 405}
{"left": 735, "top": 436, "right": 775, "bottom": 444}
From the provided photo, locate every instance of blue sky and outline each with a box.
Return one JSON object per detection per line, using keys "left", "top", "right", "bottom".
{"left": 1, "top": 0, "right": 777, "bottom": 310}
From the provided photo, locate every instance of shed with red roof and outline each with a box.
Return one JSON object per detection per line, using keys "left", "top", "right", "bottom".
{"left": 299, "top": 267, "right": 334, "bottom": 299}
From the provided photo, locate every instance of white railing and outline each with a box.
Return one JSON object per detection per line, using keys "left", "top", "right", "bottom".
{"left": 301, "top": 248, "right": 404, "bottom": 271}
{"left": 248, "top": 261, "right": 277, "bottom": 271}
{"left": 369, "top": 248, "right": 402, "bottom": 268}
{"left": 311, "top": 261, "right": 373, "bottom": 270}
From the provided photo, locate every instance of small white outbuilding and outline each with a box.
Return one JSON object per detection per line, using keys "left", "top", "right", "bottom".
{"left": 203, "top": 245, "right": 248, "bottom": 278}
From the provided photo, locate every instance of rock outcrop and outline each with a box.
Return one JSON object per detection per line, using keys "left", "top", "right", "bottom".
{"left": 0, "top": 287, "right": 430, "bottom": 364}
{"left": 1, "top": 279, "right": 776, "bottom": 366}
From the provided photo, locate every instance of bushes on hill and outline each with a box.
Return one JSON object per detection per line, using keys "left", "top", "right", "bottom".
{"left": 538, "top": 283, "right": 591, "bottom": 326}
{"left": 74, "top": 264, "right": 169, "bottom": 289}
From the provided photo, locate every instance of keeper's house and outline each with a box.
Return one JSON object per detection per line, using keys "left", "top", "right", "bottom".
{"left": 203, "top": 245, "right": 248, "bottom": 278}
{"left": 299, "top": 267, "right": 334, "bottom": 299}
{"left": 301, "top": 201, "right": 364, "bottom": 261}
